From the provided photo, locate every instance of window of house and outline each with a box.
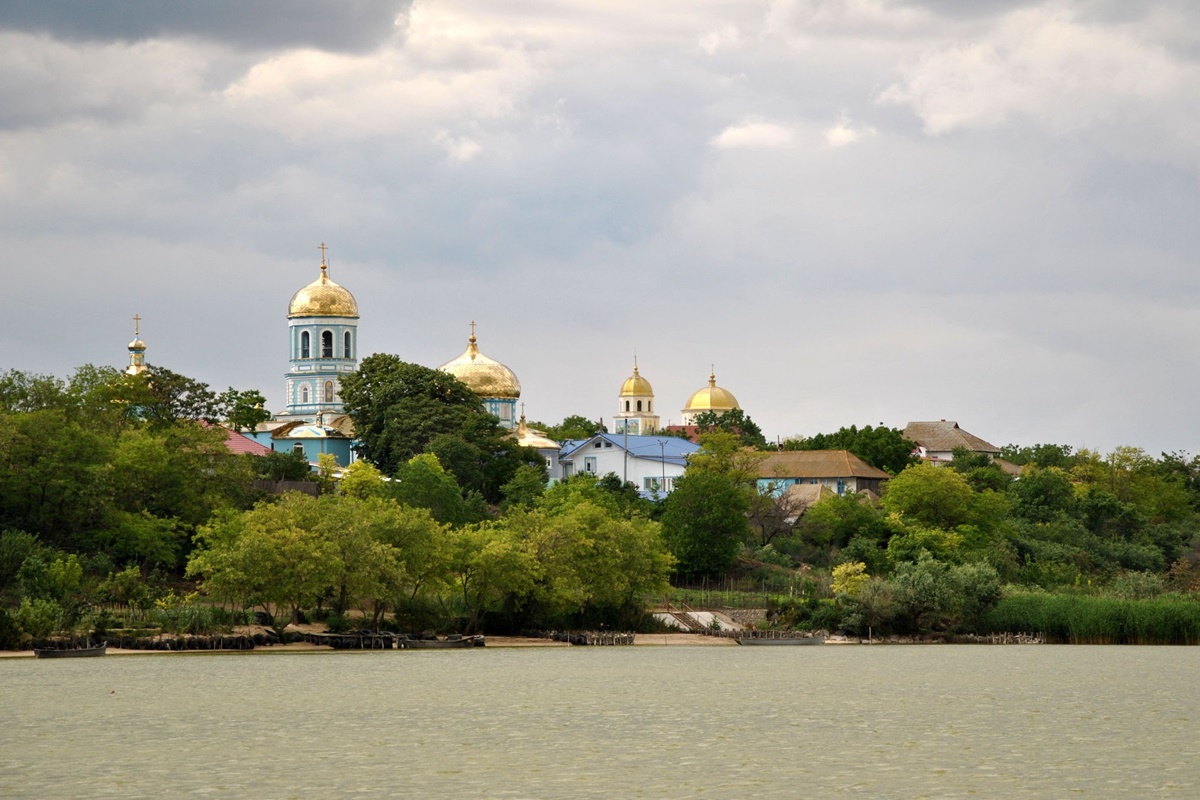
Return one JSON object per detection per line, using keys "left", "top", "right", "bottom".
{"left": 324, "top": 381, "right": 334, "bottom": 402}
{"left": 836, "top": 479, "right": 847, "bottom": 495}
{"left": 584, "top": 457, "right": 597, "bottom": 473}
{"left": 343, "top": 331, "right": 352, "bottom": 359}
{"left": 293, "top": 443, "right": 305, "bottom": 457}
{"left": 321, "top": 331, "right": 333, "bottom": 358}
{"left": 594, "top": 441, "right": 602, "bottom": 448}
{"left": 300, "top": 331, "right": 310, "bottom": 359}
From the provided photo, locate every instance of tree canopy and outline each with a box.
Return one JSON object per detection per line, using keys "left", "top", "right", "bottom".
{"left": 783, "top": 425, "right": 916, "bottom": 475}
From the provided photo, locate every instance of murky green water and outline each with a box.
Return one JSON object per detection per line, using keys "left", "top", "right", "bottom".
{"left": 2, "top": 645, "right": 1196, "bottom": 798}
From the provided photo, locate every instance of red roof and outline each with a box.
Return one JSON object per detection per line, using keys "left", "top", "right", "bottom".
{"left": 205, "top": 422, "right": 273, "bottom": 456}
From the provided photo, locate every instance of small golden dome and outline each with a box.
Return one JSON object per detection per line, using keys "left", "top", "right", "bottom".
{"left": 128, "top": 338, "right": 146, "bottom": 351}
{"left": 515, "top": 413, "right": 559, "bottom": 450}
{"left": 438, "top": 327, "right": 521, "bottom": 399}
{"left": 288, "top": 263, "right": 359, "bottom": 318}
{"left": 620, "top": 363, "right": 654, "bottom": 397}
{"left": 683, "top": 372, "right": 740, "bottom": 414}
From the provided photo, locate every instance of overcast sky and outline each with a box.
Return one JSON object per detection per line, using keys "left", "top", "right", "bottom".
{"left": 4, "top": 0, "right": 1199, "bottom": 455}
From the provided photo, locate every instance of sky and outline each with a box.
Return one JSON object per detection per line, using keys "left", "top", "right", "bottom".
{"left": 3, "top": 0, "right": 1199, "bottom": 456}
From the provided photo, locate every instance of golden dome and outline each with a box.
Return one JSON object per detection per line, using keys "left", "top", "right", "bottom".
{"left": 683, "top": 372, "right": 740, "bottom": 414}
{"left": 620, "top": 362, "right": 654, "bottom": 397}
{"left": 288, "top": 263, "right": 359, "bottom": 318}
{"left": 438, "top": 327, "right": 521, "bottom": 399}
{"left": 515, "top": 413, "right": 559, "bottom": 450}
{"left": 127, "top": 337, "right": 146, "bottom": 351}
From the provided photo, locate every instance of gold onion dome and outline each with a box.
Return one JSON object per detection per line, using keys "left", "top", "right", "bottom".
{"left": 438, "top": 328, "right": 521, "bottom": 399}
{"left": 516, "top": 412, "right": 559, "bottom": 450}
{"left": 288, "top": 262, "right": 359, "bottom": 318}
{"left": 683, "top": 371, "right": 740, "bottom": 413}
{"left": 620, "top": 363, "right": 653, "bottom": 396}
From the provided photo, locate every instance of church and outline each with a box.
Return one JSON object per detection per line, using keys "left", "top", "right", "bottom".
{"left": 123, "top": 245, "right": 748, "bottom": 486}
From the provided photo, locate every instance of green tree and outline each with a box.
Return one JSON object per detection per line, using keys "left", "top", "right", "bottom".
{"left": 947, "top": 447, "right": 1012, "bottom": 493}
{"left": 529, "top": 415, "right": 605, "bottom": 441}
{"left": 500, "top": 464, "right": 548, "bottom": 513}
{"left": 338, "top": 460, "right": 389, "bottom": 500}
{"left": 187, "top": 496, "right": 337, "bottom": 635}
{"left": 783, "top": 425, "right": 917, "bottom": 475}
{"left": 883, "top": 464, "right": 974, "bottom": 530}
{"left": 392, "top": 453, "right": 488, "bottom": 526}
{"left": 661, "top": 471, "right": 749, "bottom": 579}
{"left": 219, "top": 388, "right": 271, "bottom": 433}
{"left": 339, "top": 354, "right": 483, "bottom": 474}
{"left": 1008, "top": 466, "right": 1077, "bottom": 523}
{"left": 1000, "top": 443, "right": 1075, "bottom": 469}
{"left": 690, "top": 408, "right": 768, "bottom": 449}
{"left": 448, "top": 522, "right": 537, "bottom": 633}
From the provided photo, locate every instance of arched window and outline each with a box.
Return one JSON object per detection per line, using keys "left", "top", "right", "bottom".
{"left": 637, "top": 400, "right": 643, "bottom": 412}
{"left": 343, "top": 331, "right": 352, "bottom": 359}
{"left": 324, "top": 381, "right": 334, "bottom": 402}
{"left": 321, "top": 331, "right": 333, "bottom": 358}
{"left": 301, "top": 385, "right": 310, "bottom": 404}
{"left": 648, "top": 400, "right": 652, "bottom": 412}
{"left": 293, "top": 443, "right": 305, "bottom": 457}
{"left": 300, "top": 331, "right": 310, "bottom": 359}
{"left": 624, "top": 400, "right": 630, "bottom": 412}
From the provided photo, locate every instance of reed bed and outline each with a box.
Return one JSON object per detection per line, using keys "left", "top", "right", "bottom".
{"left": 984, "top": 592, "right": 1200, "bottom": 645}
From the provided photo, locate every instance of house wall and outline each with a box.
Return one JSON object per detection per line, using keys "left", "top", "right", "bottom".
{"left": 561, "top": 440, "right": 685, "bottom": 493}
{"left": 756, "top": 476, "right": 878, "bottom": 497}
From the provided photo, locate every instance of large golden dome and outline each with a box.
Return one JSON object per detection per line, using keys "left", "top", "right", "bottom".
{"left": 683, "top": 372, "right": 740, "bottom": 414}
{"left": 288, "top": 264, "right": 359, "bottom": 318}
{"left": 620, "top": 363, "right": 654, "bottom": 397}
{"left": 438, "top": 328, "right": 521, "bottom": 399}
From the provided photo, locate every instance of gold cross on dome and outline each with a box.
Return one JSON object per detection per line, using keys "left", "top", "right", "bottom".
{"left": 318, "top": 242, "right": 328, "bottom": 267}
{"left": 133, "top": 313, "right": 141, "bottom": 336}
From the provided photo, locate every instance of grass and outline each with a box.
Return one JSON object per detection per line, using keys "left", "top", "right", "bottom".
{"left": 984, "top": 592, "right": 1200, "bottom": 645}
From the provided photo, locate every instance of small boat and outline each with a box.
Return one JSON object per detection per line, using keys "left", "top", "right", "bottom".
{"left": 736, "top": 635, "right": 825, "bottom": 646}
{"left": 398, "top": 635, "right": 484, "bottom": 649}
{"left": 34, "top": 641, "right": 108, "bottom": 658}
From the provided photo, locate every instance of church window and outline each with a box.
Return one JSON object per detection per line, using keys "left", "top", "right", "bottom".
{"left": 648, "top": 401, "right": 652, "bottom": 412}
{"left": 300, "top": 331, "right": 310, "bottom": 359}
{"left": 301, "top": 385, "right": 310, "bottom": 404}
{"left": 321, "top": 331, "right": 333, "bottom": 358}
{"left": 637, "top": 400, "right": 643, "bottom": 412}
{"left": 343, "top": 331, "right": 352, "bottom": 359}
{"left": 324, "top": 381, "right": 334, "bottom": 402}
{"left": 625, "top": 400, "right": 630, "bottom": 412}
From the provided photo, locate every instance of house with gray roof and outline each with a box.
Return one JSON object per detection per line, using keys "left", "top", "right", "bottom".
{"left": 903, "top": 420, "right": 1000, "bottom": 465}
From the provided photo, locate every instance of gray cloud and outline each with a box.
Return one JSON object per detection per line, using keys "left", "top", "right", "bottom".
{"left": 0, "top": 0, "right": 411, "bottom": 52}
{"left": 4, "top": 0, "right": 1200, "bottom": 456}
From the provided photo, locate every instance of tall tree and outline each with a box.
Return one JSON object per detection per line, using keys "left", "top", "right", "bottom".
{"left": 783, "top": 425, "right": 916, "bottom": 475}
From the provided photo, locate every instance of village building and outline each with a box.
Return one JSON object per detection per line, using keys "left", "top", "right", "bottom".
{"left": 755, "top": 450, "right": 891, "bottom": 497}
{"left": 903, "top": 420, "right": 1001, "bottom": 465}
{"left": 559, "top": 433, "right": 700, "bottom": 496}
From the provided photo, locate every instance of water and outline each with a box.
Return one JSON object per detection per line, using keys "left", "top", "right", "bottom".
{"left": 2, "top": 645, "right": 1197, "bottom": 798}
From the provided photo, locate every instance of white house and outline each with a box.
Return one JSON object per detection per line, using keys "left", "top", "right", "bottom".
{"left": 559, "top": 433, "right": 700, "bottom": 496}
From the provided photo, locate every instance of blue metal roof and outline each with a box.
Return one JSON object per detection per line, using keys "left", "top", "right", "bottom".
{"left": 560, "top": 433, "right": 699, "bottom": 466}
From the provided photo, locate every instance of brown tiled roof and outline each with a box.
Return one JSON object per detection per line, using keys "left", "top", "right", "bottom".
{"left": 903, "top": 420, "right": 999, "bottom": 455}
{"left": 756, "top": 450, "right": 891, "bottom": 480}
